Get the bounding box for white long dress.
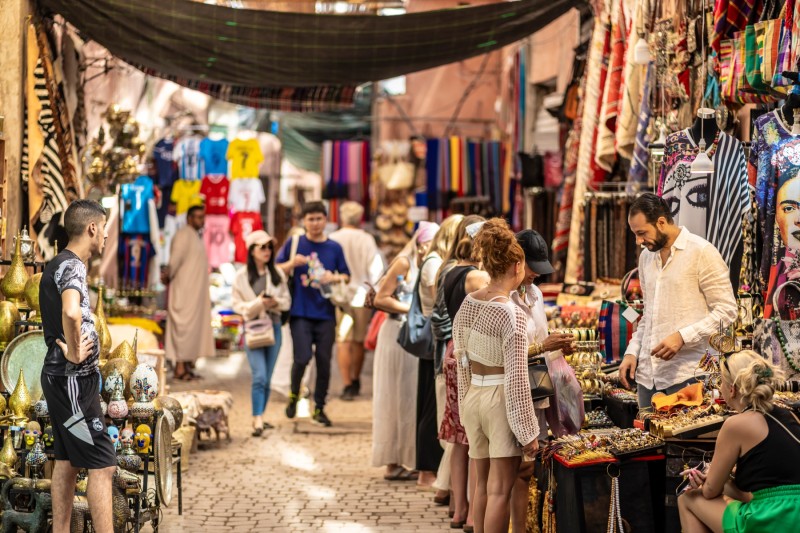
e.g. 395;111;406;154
371;275;419;468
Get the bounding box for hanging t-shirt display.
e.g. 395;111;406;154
658;129;749;267
230;211;264;263
200;175;230;215
175;135;204;181
203;215;232;269
750;110;800;317
121;175;155;234
228;178;265;212
170;179;202;215
152;138;177;187
118;234;155;289
227;138;264;179
200;138;230;176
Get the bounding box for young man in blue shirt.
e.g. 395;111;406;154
277;201;350;426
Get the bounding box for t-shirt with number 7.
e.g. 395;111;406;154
227;138;264;180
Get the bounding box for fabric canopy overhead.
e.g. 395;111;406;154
39;0;578;88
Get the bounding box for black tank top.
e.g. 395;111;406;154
443;265;477;321
734;407;800;492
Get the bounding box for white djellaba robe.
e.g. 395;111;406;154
165;225;215;363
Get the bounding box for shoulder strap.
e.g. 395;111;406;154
765;410;800;446
289;234;300;263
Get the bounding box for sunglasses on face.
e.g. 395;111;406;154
256;243;271;251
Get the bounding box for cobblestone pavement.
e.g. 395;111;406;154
153;351;452;533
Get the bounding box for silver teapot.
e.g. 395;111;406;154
12;227;36;262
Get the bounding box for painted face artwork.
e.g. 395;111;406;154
776;174;800;251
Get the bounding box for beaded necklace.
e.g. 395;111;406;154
774;319;800;374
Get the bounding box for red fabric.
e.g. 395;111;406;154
200;175;230;215
439;340;468;445
230;211;264;263
364;311;386;351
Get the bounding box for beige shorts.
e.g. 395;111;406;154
461;381;522;459
336;306;373;343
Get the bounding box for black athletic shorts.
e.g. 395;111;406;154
41;370;116;469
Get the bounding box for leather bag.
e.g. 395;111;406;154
397;257;435;359
528;356;555;402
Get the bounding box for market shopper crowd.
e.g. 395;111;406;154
232;192;798;533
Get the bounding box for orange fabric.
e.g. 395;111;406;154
651;382;704;411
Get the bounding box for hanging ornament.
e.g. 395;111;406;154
634;34;651;65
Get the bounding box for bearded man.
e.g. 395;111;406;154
619;193;738;408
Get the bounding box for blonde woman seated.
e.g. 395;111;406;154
678;350;800;533
453;219;539;533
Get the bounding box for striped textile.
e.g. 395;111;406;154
598;300;641;364
712;0;762;54
707;133;751;265
40;0;576;87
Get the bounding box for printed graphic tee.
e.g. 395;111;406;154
40;250;100;376
230;212;264;263
170;179;203;215
200;138;230;176
121;175;155;234
204;214;232;268
175;135;203;181
200;175;230;215
152;138;177;187
228;178;265;212
227;138;264;179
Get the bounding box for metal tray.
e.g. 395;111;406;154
154;413;173;507
1;330;47;401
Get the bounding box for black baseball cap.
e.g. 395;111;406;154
516;230;554;275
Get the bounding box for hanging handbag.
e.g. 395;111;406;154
598;268;643;363
364;311;386;351
244;315;276;349
397;257;435;359
771;0;794;88
528;356;555;402
753;281;800;377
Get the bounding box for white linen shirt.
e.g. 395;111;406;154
624;227;737;390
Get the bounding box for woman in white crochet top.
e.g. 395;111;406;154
452;218;539;533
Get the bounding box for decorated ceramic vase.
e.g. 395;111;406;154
100;359;135;401
130;401;154;420
99;396;108;417
107;387;129;420
104;369;124;397
25;439;47;473
117;442;142;472
33;399;48;418
130;364;158;402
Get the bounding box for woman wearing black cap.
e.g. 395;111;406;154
509;230;574;532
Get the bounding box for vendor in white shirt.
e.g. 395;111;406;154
619;194;738;408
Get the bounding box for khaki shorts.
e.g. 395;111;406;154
336;306;373;343
461;382;522;459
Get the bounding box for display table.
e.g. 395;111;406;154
553;454;666;533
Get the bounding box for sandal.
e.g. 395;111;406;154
251;427;263;437
398;469;419;481
383;466;406;481
262;422;275;430
173;371;197;382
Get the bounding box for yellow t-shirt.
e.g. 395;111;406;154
226;138;264;180
170;179;203;214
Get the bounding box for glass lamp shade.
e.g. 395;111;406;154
634;37;651;65
691;140;714;174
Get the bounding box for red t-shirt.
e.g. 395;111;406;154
200;175;230;215
230;211;263;263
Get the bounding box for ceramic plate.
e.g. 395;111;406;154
154;413;173;507
1;330;47;402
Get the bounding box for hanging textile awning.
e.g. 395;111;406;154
39;0;578;88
